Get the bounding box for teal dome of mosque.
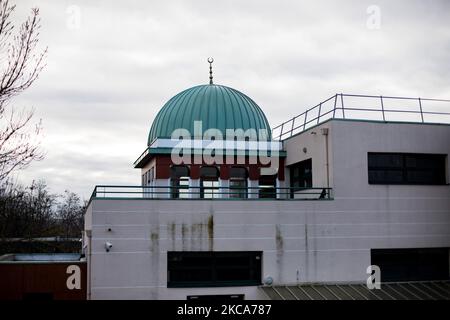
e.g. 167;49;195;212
147;84;272;145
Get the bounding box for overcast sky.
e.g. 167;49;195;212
10;0;450;199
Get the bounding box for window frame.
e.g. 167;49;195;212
368;152;447;185
258;173;277;199
229;167;248;198
167;251;262;288
289;158;313;197
371;247;450;282
200;166;220;198
171;165;190;198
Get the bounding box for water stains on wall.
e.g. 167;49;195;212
169;222;176;251
150;230;159;252
166;214;214;251
207;215;214;251
275;224;284;283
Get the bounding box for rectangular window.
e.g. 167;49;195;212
171;166;189;198
167;251;262;288
229;167;248;198
171;177;190;198
201;180;220;199
368;153;447;185
259;174;277;198
229;179;247;198
149;167;154;183
289;158;312;197
371;248;450;282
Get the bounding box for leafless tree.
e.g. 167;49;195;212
56;191;86;238
0;0;47;182
0;179;86;237
0;180;56;240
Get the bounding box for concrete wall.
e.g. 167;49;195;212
329;120;450;198
284;121;333;189
86;196;450;299
85;120;450;300
284;119;450;198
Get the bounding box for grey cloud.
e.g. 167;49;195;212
9;0;450;198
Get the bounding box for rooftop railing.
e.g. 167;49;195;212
90;185;333;201
272;93;450;141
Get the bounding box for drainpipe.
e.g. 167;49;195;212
86;231;92;300
321;128;330;189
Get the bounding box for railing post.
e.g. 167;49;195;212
303;110;308;130
317;103;322;124
380;95;385;122
332;94;337;118
340;94;345;119
279;123;284;141
290;117;295;137
418;97;424;122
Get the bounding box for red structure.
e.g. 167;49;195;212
0;254;86;300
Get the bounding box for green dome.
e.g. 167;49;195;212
148;84;271;145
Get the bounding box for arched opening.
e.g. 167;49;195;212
229;167;248;198
171;165;190;198
200;166;219;199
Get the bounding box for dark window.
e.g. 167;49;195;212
259;174;277;198
171;166;189;198
229;167;248;198
368;153;447;185
149;167;154;183
143;167;155;187
171;165;189;178
289;159;312;196
230;167;247;178
200;166;219;178
371;248;450;282
167;251;262;287
200;166;220;198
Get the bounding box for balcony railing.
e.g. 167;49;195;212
90;185;333;201
272;93;450;141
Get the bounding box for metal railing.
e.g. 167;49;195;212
272;93;450;141
91;185;333;200
134;148;150;167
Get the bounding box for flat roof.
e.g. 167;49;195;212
0;253;83;263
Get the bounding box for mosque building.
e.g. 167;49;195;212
83;60;450;300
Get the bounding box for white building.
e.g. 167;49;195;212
84;68;450;300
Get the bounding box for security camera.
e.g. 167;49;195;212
105;242;113;252
263;276;273;286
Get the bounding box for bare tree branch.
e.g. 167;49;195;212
0;0;46;183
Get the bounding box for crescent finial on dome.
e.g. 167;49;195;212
207;57;214;84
